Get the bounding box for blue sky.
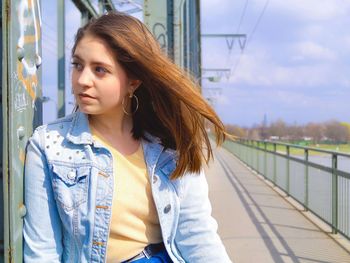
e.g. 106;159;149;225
201;0;350;126
41;0;350;126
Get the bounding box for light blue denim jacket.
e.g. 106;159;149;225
23;111;231;263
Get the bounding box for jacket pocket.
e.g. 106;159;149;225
51;164;90;212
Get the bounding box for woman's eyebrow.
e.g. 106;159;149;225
72;54;113;68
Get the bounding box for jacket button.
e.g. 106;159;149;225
153;176;158;184
67;171;76;180
164;204;171;214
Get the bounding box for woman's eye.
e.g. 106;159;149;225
95;66;107;74
71;62;83;71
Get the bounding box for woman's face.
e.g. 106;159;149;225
71;35;134;116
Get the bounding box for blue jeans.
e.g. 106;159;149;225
123;249;173;263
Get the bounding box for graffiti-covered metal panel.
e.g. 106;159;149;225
2;0;42;262
144;0;201;80
143;0;168;52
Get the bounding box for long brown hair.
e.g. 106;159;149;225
72;11;225;179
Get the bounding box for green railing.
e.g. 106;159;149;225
223;138;350;240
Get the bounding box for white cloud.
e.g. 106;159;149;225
228;50;340;88
293;41;337;61
262;0;350;21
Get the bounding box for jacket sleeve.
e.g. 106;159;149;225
23;128;63;262
174;170;232;262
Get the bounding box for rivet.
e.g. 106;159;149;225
82;156;86;160
53;141;57;144
56;152;60;156
69;156;72;160
164;204;171;214
17;126;25;140
17;46;25;61
46;135;50;139
57;134;60;138
35;54;42;68
46;145;50;149
153;176;158;184
76;151;79;154
19;204;27;218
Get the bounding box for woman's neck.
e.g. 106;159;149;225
88;111;133;138
88;111;140;155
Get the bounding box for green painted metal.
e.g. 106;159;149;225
98;0;115;14
0;1;4;260
332;153;338;234
58;0;65;118
264;142;267;178
223;138;350;240
190;0;201;76
144;0;201;81
173;0;185;67
273;143;277;185
72;0;99;19
304;149;309;210
286;145;290;196
144;0;169;51
2;0;42;262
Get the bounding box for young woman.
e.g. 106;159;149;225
23;11;231;263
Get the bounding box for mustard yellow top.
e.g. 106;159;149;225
91;131;162;262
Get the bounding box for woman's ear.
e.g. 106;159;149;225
129;79;142;93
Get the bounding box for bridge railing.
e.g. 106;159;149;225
223;138;350;240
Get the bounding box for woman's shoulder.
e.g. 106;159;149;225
29;112;78;146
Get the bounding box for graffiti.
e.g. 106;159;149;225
15;0;41;109
14;84;28;112
152;22;167;49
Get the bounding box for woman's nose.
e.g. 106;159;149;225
77;68;93;87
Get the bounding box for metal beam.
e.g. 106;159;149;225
201;34;246;38
58;0;65;117
72;0;99;18
202;68;231;72
100;0;116;12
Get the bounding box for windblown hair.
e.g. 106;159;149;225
72;11;225;179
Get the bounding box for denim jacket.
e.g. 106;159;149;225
23;111;232;263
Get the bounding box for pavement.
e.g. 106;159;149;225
205;146;350;263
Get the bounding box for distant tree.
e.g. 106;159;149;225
304;123;323;143
324;120;348;143
340;122;350;142
225;124;246;138
248;129;261;140
268;119;287;138
289;123;304;141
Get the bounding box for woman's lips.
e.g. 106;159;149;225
78;93;97;102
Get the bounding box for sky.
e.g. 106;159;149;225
201;0;350;126
41;0;350;127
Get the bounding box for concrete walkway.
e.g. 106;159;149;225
206;146;350;263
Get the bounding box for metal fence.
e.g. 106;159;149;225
223;139;350;240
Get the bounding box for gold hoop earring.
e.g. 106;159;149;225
122;93;139;116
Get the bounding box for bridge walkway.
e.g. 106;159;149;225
206;146;350;263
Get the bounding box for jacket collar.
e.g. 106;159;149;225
66;111;167;170
66;111;93;145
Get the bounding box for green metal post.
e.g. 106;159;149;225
286;145;290;196
264;142;267;178
58;0;65;117
257;141;259;172
273;143;277;185
304;149;309;211
332;153;338;234
3;1;42;261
